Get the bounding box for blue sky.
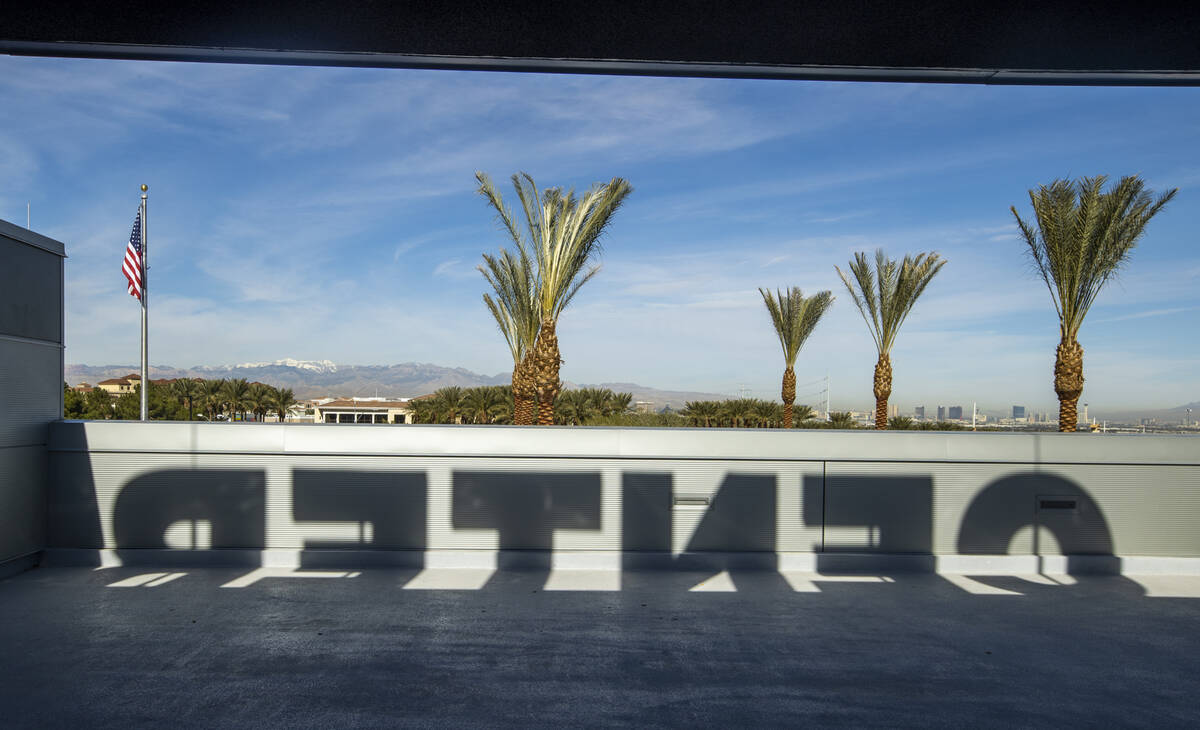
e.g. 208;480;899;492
2;56;1197;412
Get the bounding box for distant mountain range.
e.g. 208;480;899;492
65;360;1195;418
65;359;731;409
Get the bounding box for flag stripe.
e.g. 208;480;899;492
122;209;143;301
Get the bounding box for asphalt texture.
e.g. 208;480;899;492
2;566;1199;728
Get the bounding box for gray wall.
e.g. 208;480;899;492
0;220;65;569
46;421;1200;568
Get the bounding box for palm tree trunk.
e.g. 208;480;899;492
1055;337;1084;432
873;354;892;430
781;367;796;428
532;319;562;426
511;360;536;425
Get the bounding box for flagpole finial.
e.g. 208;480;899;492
140;184;148;193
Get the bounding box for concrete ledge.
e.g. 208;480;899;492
41;549;1200;576
0;551;41;581
48;419;1200;465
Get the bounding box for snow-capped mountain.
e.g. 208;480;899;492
233;358;338;373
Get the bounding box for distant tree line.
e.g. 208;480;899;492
410;386;633;425
64;378;298;422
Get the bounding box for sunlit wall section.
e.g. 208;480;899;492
0;220;65;575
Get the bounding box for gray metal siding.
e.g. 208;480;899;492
0;338;61;447
1052;465;1200;557
0;223;65;565
0;241;61;343
45;422;1199;560
0;446;46;560
47;449;823;552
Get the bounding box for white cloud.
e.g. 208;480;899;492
1095;306;1197;323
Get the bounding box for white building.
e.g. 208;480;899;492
312;398;415;424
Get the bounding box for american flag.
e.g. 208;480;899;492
122;209;143;300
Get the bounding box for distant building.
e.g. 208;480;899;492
889;403;899;418
1012;405;1026;420
936;405;945;421
71;382;95;394
313;398;415;424
914;406;925;419
96;374;141;396
948;405;963;420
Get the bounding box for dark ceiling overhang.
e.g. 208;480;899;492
5;2;1200;85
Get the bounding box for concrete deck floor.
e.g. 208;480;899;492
2;565;1200;728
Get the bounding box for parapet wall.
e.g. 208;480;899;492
45;421;1200;571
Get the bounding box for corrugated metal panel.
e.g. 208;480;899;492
0;228;63;564
1050;465;1200;557
826;462;1200;557
0;446;46;560
0;338;61;447
0;234;61;342
49;450;823;552
46;451;104;549
44;422;1200;559
825;462;1046;555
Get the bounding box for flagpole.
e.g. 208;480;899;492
140;185;149;421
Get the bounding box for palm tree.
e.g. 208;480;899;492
837;249;946;430
888;416;914;430
476;171;633;425
827;411;857;429
221;378;251;421
460;386;506;424
200;378;225;421
580;388;608;418
424;387;465;424
792;404;816;426
607;391;633;415
697;400;721;427
409;396;440;424
1011;175;1176;432
721;398;757;428
759;287;834;428
271;387;298;423
485;385;514;424
246;383;273;422
554;389;593;426
479;246;540;425
170;378;201;421
749;400;780;428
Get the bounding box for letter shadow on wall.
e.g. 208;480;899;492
805;474;934;573
452;471;601;589
622;472;791;592
292;469;426;572
112;469;265;564
46;429;103;564
957;472;1129;587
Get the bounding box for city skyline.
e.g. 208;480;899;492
3;57;1198;409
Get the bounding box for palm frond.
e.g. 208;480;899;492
838;248;945;356
759;287;835;366
1011;175;1176;341
478;243;539;365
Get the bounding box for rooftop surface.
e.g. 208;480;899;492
2;566;1199;728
